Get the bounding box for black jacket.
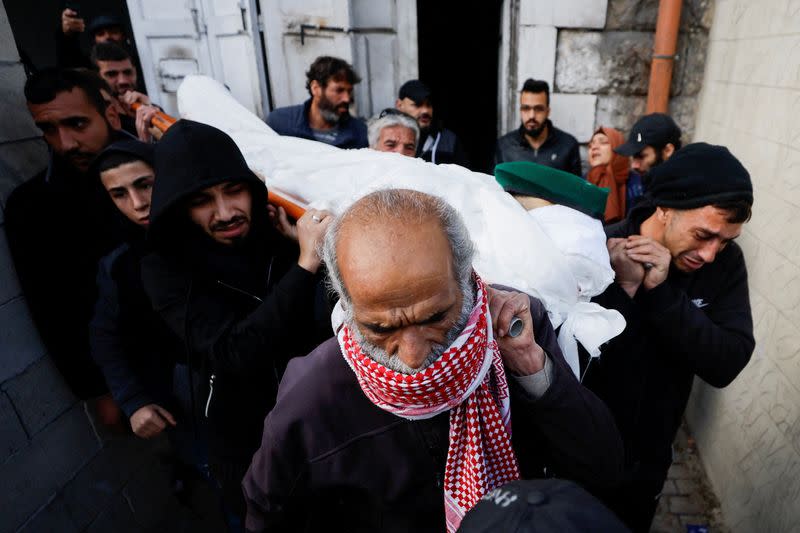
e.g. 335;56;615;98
243;294;623;533
417;125;469;167
90;234;183;419
5;149;123;398
584;205;755;480
494;121;582;176
141;121;331;463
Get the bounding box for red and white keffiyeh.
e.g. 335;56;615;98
338;274;520;532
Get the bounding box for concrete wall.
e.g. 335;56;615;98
500;0;713;152
0;3;221;531
685;1;800;531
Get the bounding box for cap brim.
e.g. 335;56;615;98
614;140;645;157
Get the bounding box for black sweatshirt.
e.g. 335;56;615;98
584;207;755;478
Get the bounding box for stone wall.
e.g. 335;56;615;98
500;0;713;151
684;1;800;531
0;3;221;531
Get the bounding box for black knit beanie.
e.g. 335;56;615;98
645;142;753;209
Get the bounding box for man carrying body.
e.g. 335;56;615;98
395;79;469;166
614;113;682;209
584;143;755;531
243;189;623;532
90;42;160;142
5;68;126;409
367;108;419;157
141;120;333;521
266;56;367;149
495;79;581;176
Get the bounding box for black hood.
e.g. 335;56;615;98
148;119;267;252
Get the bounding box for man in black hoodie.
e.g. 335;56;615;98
583;143;755;532
141;120;333;520
90;139;183;438
5;68;127;412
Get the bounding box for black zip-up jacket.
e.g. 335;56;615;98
141;121;331;464
91;238;182;419
584;206;755;479
417;124;469;167
494;120;582;176
243;293;624;532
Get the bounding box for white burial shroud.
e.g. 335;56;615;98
177;75;625;378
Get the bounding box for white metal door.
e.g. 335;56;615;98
126;0;266;117
258;0;417;118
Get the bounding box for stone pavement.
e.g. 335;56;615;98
650;421;730;533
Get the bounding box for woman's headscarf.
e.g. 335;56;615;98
587;126;629;223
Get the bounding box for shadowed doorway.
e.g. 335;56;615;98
416;0;503;173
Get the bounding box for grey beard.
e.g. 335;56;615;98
319;108;342;125
349;279;477;375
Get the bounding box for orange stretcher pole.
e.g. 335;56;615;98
130;102;178;132
134;104;308;219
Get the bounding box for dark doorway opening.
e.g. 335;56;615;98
417;0;503;173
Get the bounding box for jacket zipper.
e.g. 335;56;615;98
215;279;263;302
205;373;216;418
205;278;270;417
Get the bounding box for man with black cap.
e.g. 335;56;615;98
395;79;469;167
141;120;334;520
458;479;629;532
267;56;367;148
57;7;131;69
583;143;755;531
614;113;682;209
495;79;581;176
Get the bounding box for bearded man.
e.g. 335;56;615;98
266;56;368;149
243;189;623;533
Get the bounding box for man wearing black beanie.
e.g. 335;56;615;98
582;143;755;532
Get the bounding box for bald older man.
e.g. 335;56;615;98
243;190;623;533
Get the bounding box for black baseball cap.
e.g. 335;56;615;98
615;113;682;156
88;14;125;37
457;479;630;533
398;79;432;105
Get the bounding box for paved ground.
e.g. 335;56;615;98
650;422;730;533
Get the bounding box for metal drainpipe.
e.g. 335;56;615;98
646;0;684;113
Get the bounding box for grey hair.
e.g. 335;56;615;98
321;189;476;309
367;112;420;149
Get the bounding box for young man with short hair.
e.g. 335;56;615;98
266;56;368;148
495;79;581;176
90;140;182;439
5;68;126;408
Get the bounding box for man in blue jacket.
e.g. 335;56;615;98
266;56;367;149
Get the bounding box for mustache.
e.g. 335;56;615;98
211;215;247;232
418;113;432;121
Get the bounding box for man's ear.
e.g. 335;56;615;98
395;98;403;110
310;80;322;98
656;206;671;224
662;143;676;160
104;102;121;131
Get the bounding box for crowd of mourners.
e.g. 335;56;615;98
4;9;756;533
